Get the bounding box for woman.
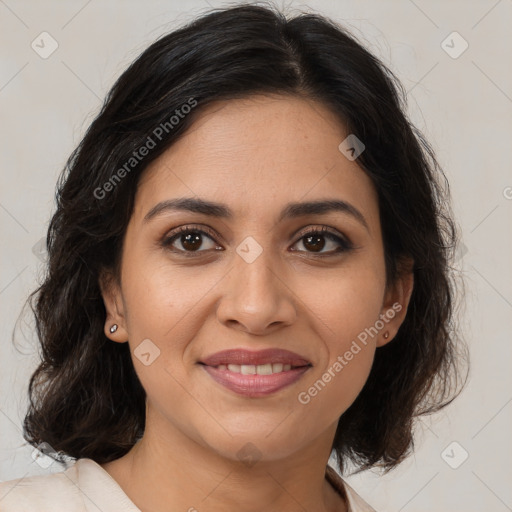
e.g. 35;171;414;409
0;3;466;511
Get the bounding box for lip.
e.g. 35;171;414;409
200;348;311;367
201;365;311;398
199;348;312;398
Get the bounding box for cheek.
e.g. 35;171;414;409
120;253;225;395
296;288;380;423
295;347;374;433
297;259;385;348
293;266;383;413
121;253;212;340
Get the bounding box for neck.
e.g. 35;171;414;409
101;407;347;512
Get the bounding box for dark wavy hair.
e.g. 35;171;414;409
21;2;468;474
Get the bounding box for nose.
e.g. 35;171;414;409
215;247;297;336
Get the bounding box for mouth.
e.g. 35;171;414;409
198;348;312;397
201;362;308;374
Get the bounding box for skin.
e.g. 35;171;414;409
99;94;414;512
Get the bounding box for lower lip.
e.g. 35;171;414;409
201;365;310;397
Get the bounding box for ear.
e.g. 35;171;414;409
377;256;414;348
98;268;128;343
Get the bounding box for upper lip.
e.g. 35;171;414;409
200;349;312;367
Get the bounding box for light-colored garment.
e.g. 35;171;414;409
0;458;376;511
326;465;376;512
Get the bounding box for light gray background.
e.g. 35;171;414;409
1;1;511;511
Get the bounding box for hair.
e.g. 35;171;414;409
22;2;468;474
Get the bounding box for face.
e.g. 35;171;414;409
101;94;413;463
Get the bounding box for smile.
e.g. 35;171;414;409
199;348;312;397
213;363;295;374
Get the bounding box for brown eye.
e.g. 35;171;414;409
176;232;204;251
302;233;327;252
162;226;221;254
291;227;353;255
161;225;353;257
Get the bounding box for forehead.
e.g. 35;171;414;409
134;94;379;232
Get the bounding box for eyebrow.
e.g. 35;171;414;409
143;197;369;231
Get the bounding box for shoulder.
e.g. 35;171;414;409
0;461;82;511
0;458;140;512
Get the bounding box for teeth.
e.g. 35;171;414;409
241;365;256;375
217;363;296;374
256;363;272;375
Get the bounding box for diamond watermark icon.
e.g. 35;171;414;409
31;31;59;59
441;32;468;59
134;338;161;366
236;236;263;264
441;441;469;469
31;442;57;469
32;237;48;263
338;134;365;161
237;442;262;468
454;242;468;263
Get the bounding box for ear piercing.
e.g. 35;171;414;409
383;331;389;339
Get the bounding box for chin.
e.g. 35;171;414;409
198;429;311;465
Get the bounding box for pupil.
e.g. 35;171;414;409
182;233;202;251
304;235;325;252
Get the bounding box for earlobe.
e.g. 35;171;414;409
377;259;414;347
98;269;129;343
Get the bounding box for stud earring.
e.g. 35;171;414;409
383;331;389;339
109;324;118;334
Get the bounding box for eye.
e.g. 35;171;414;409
161;224;354;257
161;225;221;255
290;226;354;256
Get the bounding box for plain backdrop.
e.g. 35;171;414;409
1;1;511;511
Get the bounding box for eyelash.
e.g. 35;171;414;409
161;224;354;258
